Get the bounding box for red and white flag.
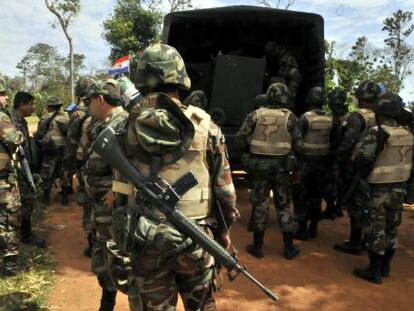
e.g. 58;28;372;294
108;55;129;75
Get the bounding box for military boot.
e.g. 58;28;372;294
283;232;300;260
99;289;117;311
354;252;383;284
42;189;50;205
20;217;47;248
246;231;264;259
61;187;69;206
334;227;362;255
381;249;396;277
308;219;319;239
0;256;23;278
294;221;308;241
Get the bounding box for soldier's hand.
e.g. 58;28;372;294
102;191;115;212
218;232;232;250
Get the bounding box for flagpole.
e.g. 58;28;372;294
128;53;131;79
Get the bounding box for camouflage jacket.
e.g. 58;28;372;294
334;111;369;169
85;106;128;199
11;110;31;162
236;107;304;164
63;109;89;170
352;119;409;191
0;108;24;174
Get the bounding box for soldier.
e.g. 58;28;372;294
321;87;349;220
294;87;332;240
83;79;128;311
352;93;413;284
333;80;380;255
12;92;46;248
236;82;303;260
66;76;97;257
0;79;24;277
183;90;208;111
121;43;239;311
34;98;70;206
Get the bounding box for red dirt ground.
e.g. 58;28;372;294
46;182;414;311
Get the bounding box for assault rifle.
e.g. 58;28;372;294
18;146;36;192
91;126;279;302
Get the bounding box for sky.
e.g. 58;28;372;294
1;0;414;100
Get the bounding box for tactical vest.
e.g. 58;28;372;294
44;112;68;147
132;104;212;220
367;125;414;184
303;111;333;156
76;116;93;162
249;108;292;156
353;108;377;152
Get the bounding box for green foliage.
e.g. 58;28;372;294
102;0;163;69
16;43;85;109
48;0;81;29
382;10;414;92
167;0;194;12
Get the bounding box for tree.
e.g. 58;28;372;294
167;0;193;12
382;10;414;92
45;0;80;104
103;0;162;74
255;0;296;9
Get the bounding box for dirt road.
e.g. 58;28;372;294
46;182;414;311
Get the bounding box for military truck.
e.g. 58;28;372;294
163;5;325;164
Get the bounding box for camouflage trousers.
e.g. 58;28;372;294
76;170;93;233
17;173;35;219
0;174;21;259
91;201;116;291
343;176;370;229
40;149;70;192
128;224;216;311
248;172;294;233
293;159;328;221
362;185;405;255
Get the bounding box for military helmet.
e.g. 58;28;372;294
375;93;403;118
135;43;191;91
183;90;208;110
75;76;97;98
47;97;63;107
328;87;348;107
265;82;289;106
355;80;380;101
133;93;195;167
0;77;6;93
86;79;121;104
305;87;326;106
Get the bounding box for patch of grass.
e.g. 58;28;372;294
0;202;55;311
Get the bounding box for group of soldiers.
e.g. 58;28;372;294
1;42;413;311
238;79;414;287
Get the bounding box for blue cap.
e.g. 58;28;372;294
64;103;79;112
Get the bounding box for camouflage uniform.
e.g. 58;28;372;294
293;87;332;240
352;93;413;284
0;80;24;276
333;80;380;255
84;79;129;310
122;44;238;311
35;99;70;204
236;82;303;260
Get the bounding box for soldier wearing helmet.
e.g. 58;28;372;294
321;87;350;220
352;93;413;284
293;87;333;241
0;78;25;277
333;80;380;255
80;78;129;311
119;43;238;310
236;82;303;260
34;97;70;206
63;76;98;258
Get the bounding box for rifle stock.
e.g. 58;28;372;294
18;146;36;192
91;126;279;302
